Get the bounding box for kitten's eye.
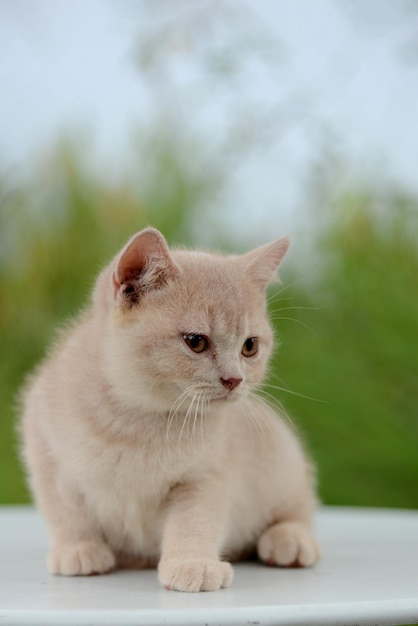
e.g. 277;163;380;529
183;334;209;354
242;337;258;357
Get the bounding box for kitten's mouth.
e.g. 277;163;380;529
187;385;245;405
211;391;242;403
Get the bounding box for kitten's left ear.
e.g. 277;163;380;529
112;228;179;305
244;236;290;290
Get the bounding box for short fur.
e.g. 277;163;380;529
19;227;319;592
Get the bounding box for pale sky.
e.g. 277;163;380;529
1;0;417;240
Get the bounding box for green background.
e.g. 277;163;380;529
1;147;417;509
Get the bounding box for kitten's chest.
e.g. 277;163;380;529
82;445;170;556
86;440;181;500
77;413;222;556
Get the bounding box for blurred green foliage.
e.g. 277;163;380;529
269;192;418;508
0;142;218;503
1;148;417;508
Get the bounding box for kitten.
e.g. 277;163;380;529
20;227;319;592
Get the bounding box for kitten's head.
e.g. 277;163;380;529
96;228;289;414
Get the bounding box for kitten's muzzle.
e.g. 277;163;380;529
220;377;242;392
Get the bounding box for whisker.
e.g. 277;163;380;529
166;386;193;444
269;315;317;335
254;388;296;430
268;272;317;301
267;293;293;305
247;395;277;441
177;391;197;454
241;398;264;444
200;394;208;443
272;305;323;312
261;382;329;404
191;390;202;446
255;387;287;414
188;392;200;446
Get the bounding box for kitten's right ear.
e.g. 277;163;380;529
244;236;290;290
112;228;178;306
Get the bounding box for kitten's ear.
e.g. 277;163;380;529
244;236;290;290
112;228;178;306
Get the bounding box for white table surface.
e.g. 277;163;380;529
0;506;417;626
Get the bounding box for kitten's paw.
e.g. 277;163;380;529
47;541;116;576
158;557;234;592
257;521;320;568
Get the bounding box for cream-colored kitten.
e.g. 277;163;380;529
20;227;319;592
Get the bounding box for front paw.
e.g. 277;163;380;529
257;521;320;568
158;557;234;592
47;541;116;576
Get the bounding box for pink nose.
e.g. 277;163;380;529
220;377;242;391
